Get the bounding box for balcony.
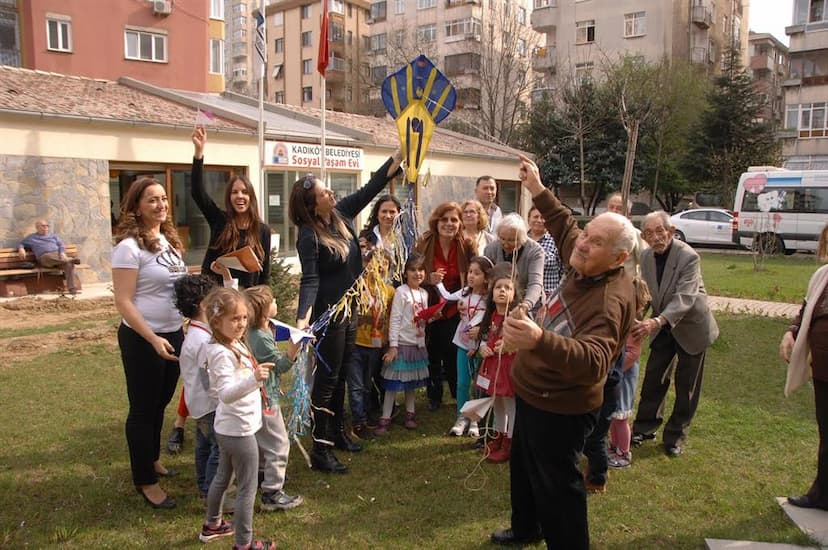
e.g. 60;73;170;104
692;5;712;29
326;56;347;81
750;54;773;72
691;47;710;65
446;0;479;6
532;46;555;73
0;48;20;67
530;0;557;34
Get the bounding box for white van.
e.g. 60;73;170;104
733;168;828;254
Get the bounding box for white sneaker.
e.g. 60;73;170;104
467;420;479;438
449;416;469;436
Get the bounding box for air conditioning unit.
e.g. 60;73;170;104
153;0;172;15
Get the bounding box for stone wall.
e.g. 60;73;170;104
0;155;112;284
416;174;477;227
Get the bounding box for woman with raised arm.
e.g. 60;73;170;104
289;152;402;473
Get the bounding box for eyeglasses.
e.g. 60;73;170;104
303;173;315;189
642;226;668;240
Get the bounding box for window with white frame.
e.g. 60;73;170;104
273;64;283;78
417;0;436;10
273;12;284;25
331;0;345;14
233;2;246;15
233;28;247;40
534;0;550;7
624;12;646;38
445;17;481;38
210;0;224;20
46;18;71;52
275;38;284;53
417;24;436;42
575;20;595;44
789;103;828;138
209;39;223;73
786;104;799;130
301;5;311;18
518;6;526;25
517;38;526;56
394;29;405;46
369;33;386;52
396;0;405;14
302;31;312;47
303;58;312;74
125;29;167;62
275;91;285;103
303;86;313;102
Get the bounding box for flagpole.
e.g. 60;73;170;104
257;0;266;208
319;0;327;184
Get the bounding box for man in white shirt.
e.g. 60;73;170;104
475;176;502;233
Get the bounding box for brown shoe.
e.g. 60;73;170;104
585;479;607;494
352;423;374;440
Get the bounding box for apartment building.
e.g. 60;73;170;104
530;0;749;84
225;0;256;95
748;31;787;126
0;0;225;93
264;0;370;111
782;0;828;169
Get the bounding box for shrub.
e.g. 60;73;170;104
268;252;299;323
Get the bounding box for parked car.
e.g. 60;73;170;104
669;208;737;247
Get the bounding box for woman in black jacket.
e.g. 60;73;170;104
289;152;402;473
191;126;271;288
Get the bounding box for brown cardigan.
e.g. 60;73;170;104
511;189;636;415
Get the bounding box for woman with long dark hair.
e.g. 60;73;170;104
360;194;402;250
191;126;271;288
289;153;402;473
112;177;188;509
415;202;474;411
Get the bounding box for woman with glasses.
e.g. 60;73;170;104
460;199;495;256
415;202;475;411
112;177;188;509
191;126;271;289
288;152;402;473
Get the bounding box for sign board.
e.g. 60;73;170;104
265;141;364;170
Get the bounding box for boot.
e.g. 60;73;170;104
487;436;511;463
310;442;348;474
484;432;502;455
333;417;363;453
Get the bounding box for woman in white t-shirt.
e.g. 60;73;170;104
112;177;188;510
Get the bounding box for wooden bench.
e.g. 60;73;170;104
0;246;90;297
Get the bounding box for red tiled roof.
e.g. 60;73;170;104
281;104;525;160
0;66;251;132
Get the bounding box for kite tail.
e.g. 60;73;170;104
285;342;313;440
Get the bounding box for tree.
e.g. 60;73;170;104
685;46;781;205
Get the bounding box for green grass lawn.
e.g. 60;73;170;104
700;252;818;303
0;315;822;548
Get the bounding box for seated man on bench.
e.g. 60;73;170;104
18;219;81;294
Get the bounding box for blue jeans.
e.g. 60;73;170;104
347;345;383;425
195;412;220;497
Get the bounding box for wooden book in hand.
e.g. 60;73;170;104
217;246;262;273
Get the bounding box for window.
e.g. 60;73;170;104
811;0;825;22
301;5;311;18
303;58;312;74
741;186;828;214
125;29;167;62
417;24;436;42
575;20;595;44
517;6;526;25
517;38;526;57
417;0;436;9
210;0;224;19
575;61;593;81
275;38;284;53
233;3;246;15
394;29;405;46
332;0;345;14
369;33;386;52
232;28;247;40
793;102;828;138
786;104;799;129
301;31;312;47
303;86;313;102
371;65;387;84
273;12;284;25
273;64;283;78
444;52;481;75
503;0;509;16
331;22;344;42
624;12;646;38
209;39;223;73
396;0;405;14
275;91;285;103
457;87;481;108
46;18;71;52
347;30;353;45
348;3;353;16
534;0;550;6
371;1;387;20
445;17;481;38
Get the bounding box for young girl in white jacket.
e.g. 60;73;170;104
199;287;275;550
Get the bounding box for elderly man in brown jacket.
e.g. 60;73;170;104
490;156;637;550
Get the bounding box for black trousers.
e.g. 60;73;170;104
510;396;598;550
583;354;622;484
311;313;356;444
632;329;706;447
425;316;459;404
118;323;183;486
808;379;828;506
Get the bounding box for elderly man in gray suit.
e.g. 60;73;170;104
631;211;719;457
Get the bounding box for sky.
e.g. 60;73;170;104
749;0;794;45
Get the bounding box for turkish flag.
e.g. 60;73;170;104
317;0;330;76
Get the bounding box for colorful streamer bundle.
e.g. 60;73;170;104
284;341;313;440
